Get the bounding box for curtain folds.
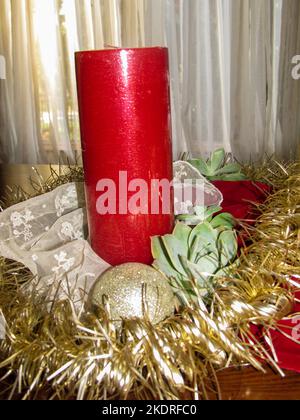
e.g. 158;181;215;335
0;0;299;164
160;0;300;160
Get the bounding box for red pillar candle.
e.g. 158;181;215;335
75;48;174;266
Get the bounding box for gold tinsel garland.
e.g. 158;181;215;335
0;161;299;400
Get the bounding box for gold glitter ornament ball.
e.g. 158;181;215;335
90;263;175;324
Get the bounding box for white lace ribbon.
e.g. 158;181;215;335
0;183;110;309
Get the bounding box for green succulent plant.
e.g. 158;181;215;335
151;212;238;304
176;205;232;226
188;148;247;181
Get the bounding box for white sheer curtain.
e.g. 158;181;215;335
0;0;299;164
145;0;300;161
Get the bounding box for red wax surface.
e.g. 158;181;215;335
75;48;174;265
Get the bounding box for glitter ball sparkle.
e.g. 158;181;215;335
90;263;175;324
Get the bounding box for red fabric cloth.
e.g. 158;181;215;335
215;181;300;374
269;287;300;373
213;180;271;221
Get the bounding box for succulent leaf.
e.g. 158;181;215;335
188;158;209;176
151;237;180;278
208;173;247;181
173;223;192;247
187;149;247;181
190;232;219;263
153;259;180;280
151;213;238;304
221;173;247;181
210;213;235;229
161;235;188;276
218;230;238;266
187;256;219;282
176;214;204;225
203;205;223;221
209;149;226;173
188;221;217;249
215;163;243;175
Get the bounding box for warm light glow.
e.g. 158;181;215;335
0;55;5;79
31;0;80;148
32;0;60;87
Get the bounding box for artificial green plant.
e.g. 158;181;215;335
187;148;247;181
152;209;238;304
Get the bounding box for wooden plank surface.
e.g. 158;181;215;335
210;367;300;400
0;367;299;400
